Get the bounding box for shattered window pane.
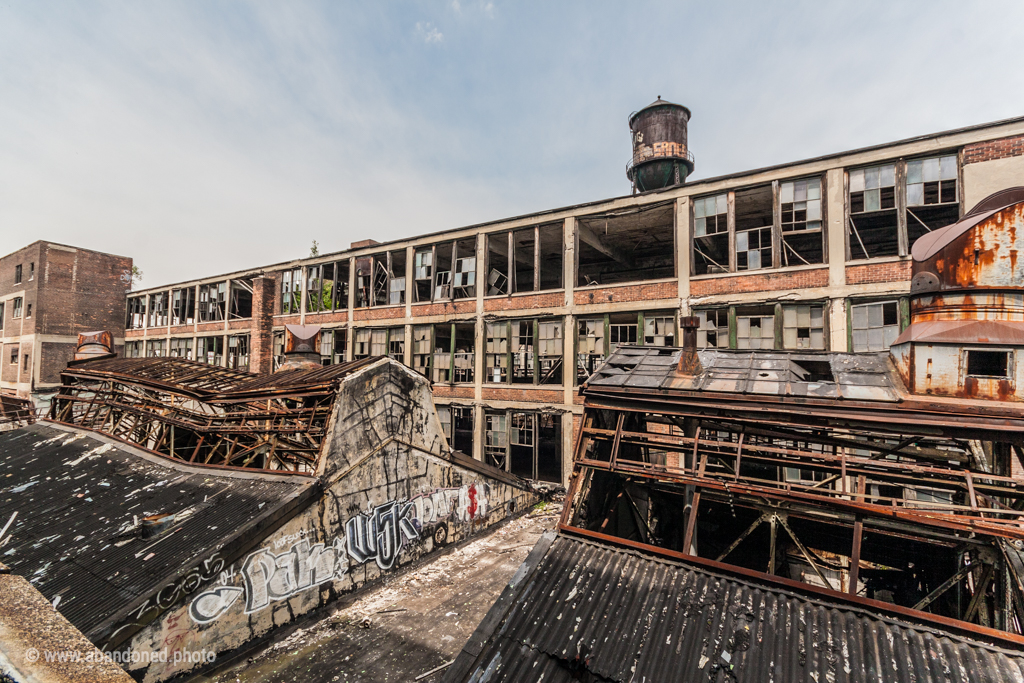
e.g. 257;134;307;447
388;327;405;361
126;297;146;329
412;325;431;377
354;329;371;359
736;314;775;350
227;334;249;371
538;319;563;384
693;193;729;275
697;309;728;349
148;293;168;327
485;322;509;383
737;226;771;271
370;329;387;357
511;320;535;384
485;411;508;470
851;300;900;352
780;178;822;232
907;155;958;207
169;337;193;360
782;304;825;350
644;316;675;346
145;339;166;357
850;164;896;214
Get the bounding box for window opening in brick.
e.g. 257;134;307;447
735;185;773;271
306;264;333;313
25;303;31;319
169;338;193;360
126;297;145;328
577;318;606;383
577;203;675;286
9;345;17;365
432;324;452;383
966;350;1010;378
14;265;21;284
145;339;166;357
780;178;823;265
906;155;959;246
412;325;431;377
198;283;227;322
608;313;638;353
696;309;728;349
736;306;775;350
453;239;476;299
782;304;825;350
644;316;675;346
0;302;6;330
693;194;728;275
171;288;195;325
511;319;535;384
538;320;563;384
388;327;405;361
229;279;253;319
281;268;302;314
485;321;509;383
849;163;899;259
414;249;433;302
353;328;371;360
196;336;224;366
484;412;508;470
513;229;535;293
22;353;29;372
227;333;248;370
538;223;564;290
486;233;509;295
389;250;407;305
851;301;899;352
434;243;453;301
272;331;284;370
28;263;33;280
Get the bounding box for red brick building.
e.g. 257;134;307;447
0;241;132;406
123;116;1024;486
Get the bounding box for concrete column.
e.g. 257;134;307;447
563;217;576;408
249;276;276;375
676;196;691;316
826;168;847;288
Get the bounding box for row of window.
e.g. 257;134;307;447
2;343;30;372
126;281;253;329
124;334;249;370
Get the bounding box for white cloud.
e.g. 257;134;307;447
416;21;443;44
450;0;461;13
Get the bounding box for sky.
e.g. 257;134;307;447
1;1;1023;288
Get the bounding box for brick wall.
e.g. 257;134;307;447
125;329;145;339
845;260;912;285
352;306;406;321
431;385;474;399
411;300;476;317
484;291;563;312
195;322;224;334
574;281;678;306
40;342;76;384
964;135;1024;165
1;343;19;383
249;276;275;375
170;325;191;335
305;310;348;325
37;245;131;338
691;267;828;297
481;387;563;404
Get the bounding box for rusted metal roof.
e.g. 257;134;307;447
445;532;1024;683
893;319;1024;346
0;423;314;642
911;187;1024;262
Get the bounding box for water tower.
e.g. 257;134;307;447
626;97;694;193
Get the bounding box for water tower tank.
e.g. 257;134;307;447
626;97;694;193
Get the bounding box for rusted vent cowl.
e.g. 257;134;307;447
75;330;115;361
277;324;322;372
141;513;176;539
678;316;702;375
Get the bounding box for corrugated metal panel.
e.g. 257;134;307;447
893;320;1024;346
454;534;1024;683
0;423;311;638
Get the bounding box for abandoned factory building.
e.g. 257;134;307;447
120;110;1024;488
0;329;537;682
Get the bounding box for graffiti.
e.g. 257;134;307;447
188;483;490;624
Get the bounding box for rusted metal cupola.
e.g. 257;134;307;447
626;97;695;193
891;187;1024;400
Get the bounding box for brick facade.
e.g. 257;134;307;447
431;385;475;399
574;280;678;306
964;135;1024;165
248;276;275;375
691;267;828;297
484;291;564;312
411;300;476;317
845;260;912;285
481;387;564;404
352;305;406;321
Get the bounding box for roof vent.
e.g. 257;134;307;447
276;325;322;373
74;330;115;361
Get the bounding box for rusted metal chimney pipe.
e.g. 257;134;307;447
678;316;701;375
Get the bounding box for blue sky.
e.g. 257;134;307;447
1;1;1023;287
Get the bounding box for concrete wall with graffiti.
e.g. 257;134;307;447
124;360;538;682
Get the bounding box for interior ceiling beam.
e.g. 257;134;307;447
486;236;533;267
577;223;634;267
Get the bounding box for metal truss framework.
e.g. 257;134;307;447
564;391;1024;641
48;356;376;473
0;394;35;431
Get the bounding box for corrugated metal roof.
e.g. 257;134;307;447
0;423;313;640
893;319;1024;346
447;533;1024;683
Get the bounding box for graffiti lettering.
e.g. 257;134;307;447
345;501;418;570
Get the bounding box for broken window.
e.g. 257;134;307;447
511;320;534;384
644;316;675;346
780;178;824;265
369;328;387;357
851;300;899;352
307;261;351;311
434;244;453;301
693;194;729;275
782;304;825;350
430;323;475;383
609;313;638;352
353;328;371;360
452;239;476;299
486;224;563;296
14;264;21;284
124;341;143;358
228;334;249;371
389;250;407;304
198;283;226;322
169;337;193;360
485;321;509;383
145;339;166;357
849;163;899;259
228;280;252;319
486;233;510;295
432;325;452;383
388;327;405;361
413;249;433;302
322;328;348;364
126;297;145;329
171;288;195;325
486;410;562;482
578;203;675;286
484;412;508;470
0;302;5;330
446;406;475;456
356;252;404;307
696;309;729;349
196;336;224;366
353;256;374;308
736;307;775;350
577;318;606;383
280;268;302;314
735;185;773;271
538;223;564;290
148;293;168;327
538;320;563;384
272;331;284;370
412;325;431;377
966;349;1011;378
512;229;535;293
906;155;959;246
8;345;17;365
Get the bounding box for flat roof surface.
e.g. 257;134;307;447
0;423;313;640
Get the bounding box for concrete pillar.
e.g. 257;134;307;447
826;167;848;352
676;196;691;316
249;276;276;375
